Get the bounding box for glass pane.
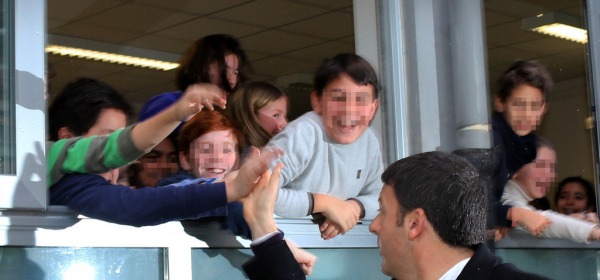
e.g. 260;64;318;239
485;0;593;209
0;247;165;280
191;248;386;280
496;248;597;279
0;0;14;175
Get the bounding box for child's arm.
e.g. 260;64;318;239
49;147;282;227
532;210;598;243
313;194;362;239
47;83;226;186
508;207;551;236
131;83;226;153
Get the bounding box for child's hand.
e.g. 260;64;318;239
570;212;600;223
319;197;361;236
226;146;283;202
494;227;509;241
319;219;341;240
175;83;227;121
510;207;551;237
285;239;317;275
589;226;600;241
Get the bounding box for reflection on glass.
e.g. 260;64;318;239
0;0;15;175
0;247;165;280
485;0;592;208
191;248;387;280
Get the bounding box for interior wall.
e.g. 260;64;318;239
538;76;594;204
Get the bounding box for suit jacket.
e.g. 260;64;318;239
242;234;305;280
457;244;550;280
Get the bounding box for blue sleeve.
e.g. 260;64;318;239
223;202;252;240
50;173;228;227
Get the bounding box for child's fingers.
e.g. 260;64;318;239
319;222;328;232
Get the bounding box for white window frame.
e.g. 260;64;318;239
0;0;47;209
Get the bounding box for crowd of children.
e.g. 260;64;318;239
46;32;600;278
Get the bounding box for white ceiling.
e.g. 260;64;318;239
47;0;586;108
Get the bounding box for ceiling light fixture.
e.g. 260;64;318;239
522;12;588;44
45;45;179;71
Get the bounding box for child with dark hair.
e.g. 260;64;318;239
139;34;248;135
492;60;554;237
48;77;134;141
176;34;248;94
47;77;225;186
47;77;284;227
556;176;598;223
268;53;384;240
501;139;600;243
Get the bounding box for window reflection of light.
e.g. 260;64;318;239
63;262;96;280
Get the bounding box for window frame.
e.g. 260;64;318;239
0;0;47;209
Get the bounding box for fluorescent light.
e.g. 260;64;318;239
522;12;588;44
45;45;179;71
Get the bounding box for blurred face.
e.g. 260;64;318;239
83;108;127;184
137;139;178;187
257;97;288;137
180;130;238;179
514;146;556;199
312;74;378;144
84;108;127;137
369;185;410;278
495;84;546;136
557;182;591;214
208;53;240;91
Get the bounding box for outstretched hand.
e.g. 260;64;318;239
511;207;552;237
176;83;227;121
243;163;318;276
227;146;283;202
243;163;283;239
286;239;317;275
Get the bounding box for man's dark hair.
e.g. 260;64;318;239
313;53;379;99
48;77;133;141
381;151;486;247
175;34;248;93
497;60;553;102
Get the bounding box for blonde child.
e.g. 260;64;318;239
228;81;288;149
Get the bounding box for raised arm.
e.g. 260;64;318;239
131;83;226;153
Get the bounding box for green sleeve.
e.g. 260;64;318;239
46;125;145;187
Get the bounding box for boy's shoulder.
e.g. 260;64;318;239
276;111;324;137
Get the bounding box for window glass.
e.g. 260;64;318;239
485;0;593;209
0;247;165;279
191;248;386;280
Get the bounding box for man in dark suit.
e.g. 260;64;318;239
242;152;549;280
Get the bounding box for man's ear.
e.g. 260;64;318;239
494;96;506;112
57;127;75;140
310;91;322;114
406;208;426;240
179;152;191;171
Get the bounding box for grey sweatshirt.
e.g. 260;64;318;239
269;111;384;219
